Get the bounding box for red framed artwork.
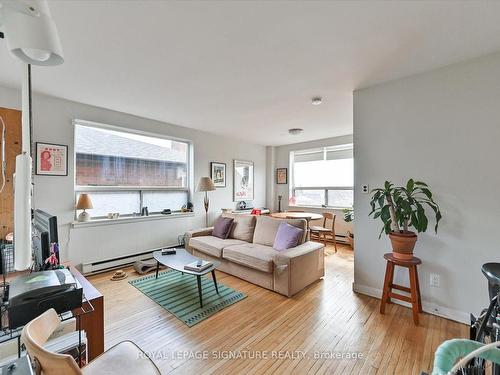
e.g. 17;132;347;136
35;142;68;176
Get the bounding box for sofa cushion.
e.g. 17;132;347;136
273;222;304;251
189;236;246;258
223;243;278;273
253;216;307;247
213;216;234;239
222;213;256;242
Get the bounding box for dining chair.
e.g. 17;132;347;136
21;308;161;375
310;212;337;252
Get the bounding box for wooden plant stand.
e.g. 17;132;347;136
380;253;422;325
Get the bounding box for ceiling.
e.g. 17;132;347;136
1;1;500;146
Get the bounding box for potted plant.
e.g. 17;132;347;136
343;208;354;249
369;179;442;260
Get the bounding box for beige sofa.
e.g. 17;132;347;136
185;214;325;297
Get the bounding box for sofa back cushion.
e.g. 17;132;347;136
221;213;256;242
253;215;307;247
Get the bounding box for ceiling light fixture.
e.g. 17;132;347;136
0;0;64;65
288;128;304;135
312;97;323;105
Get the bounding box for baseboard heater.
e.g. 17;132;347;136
335;233;349;244
311;233;350;244
81;246;176;275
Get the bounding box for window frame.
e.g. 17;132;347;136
73;119;193;220
289;144;354;209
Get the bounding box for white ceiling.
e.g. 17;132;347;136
2;1;500;146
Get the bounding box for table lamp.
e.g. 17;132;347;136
76;194;93;222
196;177;216;227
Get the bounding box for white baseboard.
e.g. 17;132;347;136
352;283;470;325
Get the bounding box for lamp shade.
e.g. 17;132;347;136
76;193;93;210
1;0;64;66
196;177;216;192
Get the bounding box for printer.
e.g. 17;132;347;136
7;269;83;329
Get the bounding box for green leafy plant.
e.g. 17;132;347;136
369;179;442;238
343;208;354;223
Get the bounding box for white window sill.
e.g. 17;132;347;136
290;205;351;211
71;212;195;228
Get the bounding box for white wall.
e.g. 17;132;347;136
353;51;500;323
0;86;266;267
267;135;354;236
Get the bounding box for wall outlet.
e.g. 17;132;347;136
430;273;440;288
362;184;370;194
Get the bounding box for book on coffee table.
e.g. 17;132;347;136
184;260;213;272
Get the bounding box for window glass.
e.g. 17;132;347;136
142;191;188;213
293;159;353;188
74;122;191;219
293;190;325;206
77;192;140;217
75;125;188;187
327;190;354;208
290;144;353;208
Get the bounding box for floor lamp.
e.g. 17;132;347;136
196;177;216;227
0;0;64;270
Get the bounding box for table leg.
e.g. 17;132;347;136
415;266;423;312
380;261;393;314
212;270;219;294
155;261;160;279
197;275;203;308
409;265;420;325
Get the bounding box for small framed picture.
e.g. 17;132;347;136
35;142;68;176
276;168;287;184
211;162;226;188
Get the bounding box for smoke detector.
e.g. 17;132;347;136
312;97;323;105
288;128;304;135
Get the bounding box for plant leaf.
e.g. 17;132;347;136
407;179;414;192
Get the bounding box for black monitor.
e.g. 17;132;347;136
32;209;59;271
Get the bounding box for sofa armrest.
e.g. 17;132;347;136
273;241;325;297
184;227;214;253
278;241;325;259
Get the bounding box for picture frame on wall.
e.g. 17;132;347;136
233;160;254;201
276;168;287;184
35;142;68;176
210;162;226;187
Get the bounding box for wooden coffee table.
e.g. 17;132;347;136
153;248;220;308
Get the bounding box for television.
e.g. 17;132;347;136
32;209;59;271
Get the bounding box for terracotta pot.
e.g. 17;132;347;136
388;231;417;260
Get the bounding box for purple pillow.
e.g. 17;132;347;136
213;217;234;239
273;222;304;251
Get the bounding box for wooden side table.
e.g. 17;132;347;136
380;253;423;324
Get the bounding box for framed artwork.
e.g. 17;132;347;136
276;168;287;184
233;160;254;201
35;142;68;176
210;162;226;187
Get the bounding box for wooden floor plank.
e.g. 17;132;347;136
88;244;467;374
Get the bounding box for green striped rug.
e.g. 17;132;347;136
129;270;246;327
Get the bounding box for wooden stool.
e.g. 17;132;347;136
380;253;423;324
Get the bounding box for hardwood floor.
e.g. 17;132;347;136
88;244;467;374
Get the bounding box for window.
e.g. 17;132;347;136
289;144;353;208
74;121;191;219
